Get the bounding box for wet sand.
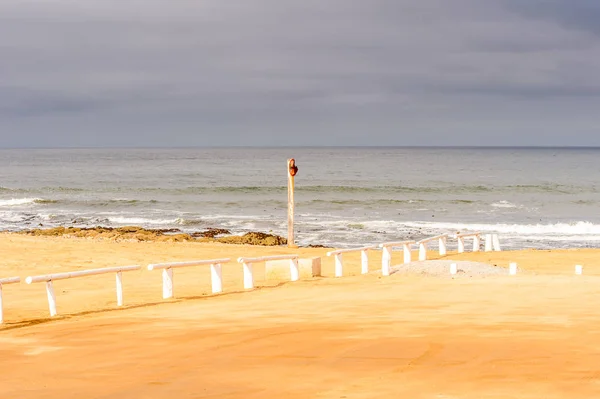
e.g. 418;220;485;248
2;234;600;398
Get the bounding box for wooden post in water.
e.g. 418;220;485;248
287;158;298;248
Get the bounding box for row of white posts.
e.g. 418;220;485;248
147;254;300;299
1;255;302;320
237;255;299;290
326;247;586;279
378;235;449;276
326;246;376;277
0;233;500;321
329;233;502;277
327;234;452;277
0;249;590;323
148;259;230;299
456;232;501;253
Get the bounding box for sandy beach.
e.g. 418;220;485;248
2;234;600;398
4;0;600;396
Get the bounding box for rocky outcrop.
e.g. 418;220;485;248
18;226;287;246
190;228;231;238
201;232;287;246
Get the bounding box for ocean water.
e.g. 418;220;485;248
1;147;599;249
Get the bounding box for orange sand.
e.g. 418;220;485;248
2;234;600;398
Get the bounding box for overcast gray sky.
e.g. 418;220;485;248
1;0;599;147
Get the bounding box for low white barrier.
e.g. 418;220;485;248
484;234;502;252
237;255;299;289
450;263;458;275
457;232;500;252
456;232;481;253
148;258;231;299
0;276;21;324
379;241;415;276
327;246;377;277
492;234;501;251
509;262;518;275
417;234;448;261
25;265;140;317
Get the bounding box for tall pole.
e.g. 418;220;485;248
287;158;298;248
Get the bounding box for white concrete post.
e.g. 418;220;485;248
361;249;369;274
450;263;458;275
290;258;300;281
162;268;174;299
382;246;392;276
492;234;501;251
381;247;391;270
457;237;465;253
211;263;223;293
419;243;427;261
0;285;4;323
509;262;517;275
243;262;254;289
473;235;481;252
439;236;447;256
46;281;57;317
115;271;123;306
334;253;343;277
575;265;583;275
485;234;493;252
403;243;412;263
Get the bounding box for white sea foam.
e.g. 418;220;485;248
401;220;600;236
108;216;175;225
518;235;600;242
38;213;58;221
174;218;204;226
200;214;273;221
294;218;600;249
0;211;26;222
491;200;520;209
308;219;396;230
0;198;42;207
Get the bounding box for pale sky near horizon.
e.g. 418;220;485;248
1;0;600;148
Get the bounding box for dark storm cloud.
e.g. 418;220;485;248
0;85;114;117
0;0;599;147
505;0;600;36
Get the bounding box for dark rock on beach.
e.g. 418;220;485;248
18;226;287;246
200;231;287;246
19;226;188;242
191;228;231;238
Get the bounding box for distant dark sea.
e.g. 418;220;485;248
1;147;600;249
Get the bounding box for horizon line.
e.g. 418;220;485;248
2;145;600;150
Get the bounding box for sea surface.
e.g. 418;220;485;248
1;147;599;249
